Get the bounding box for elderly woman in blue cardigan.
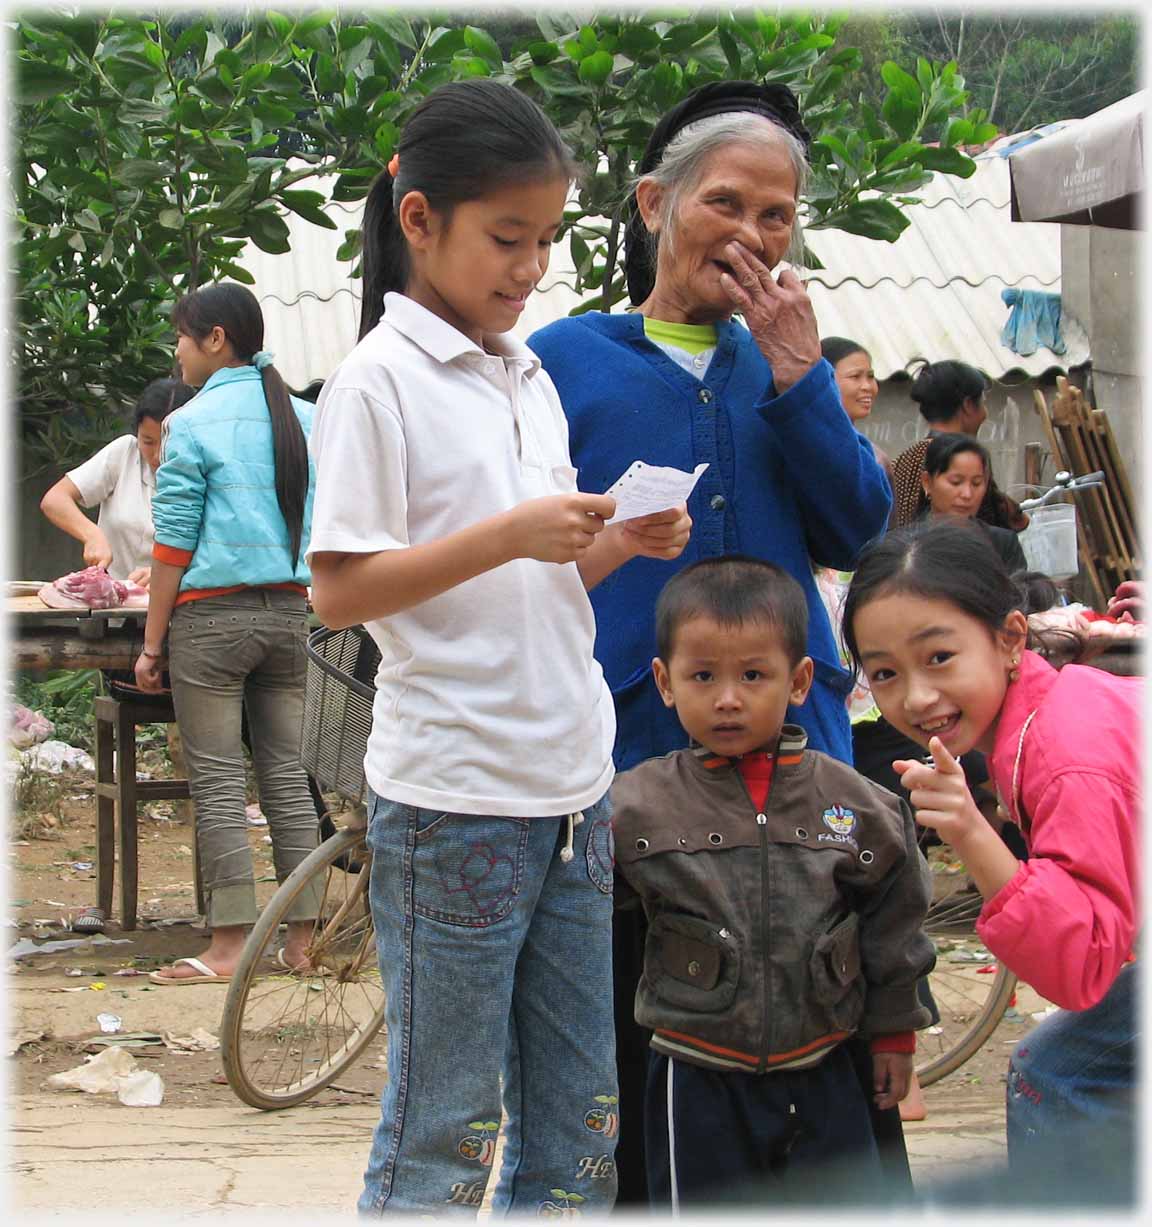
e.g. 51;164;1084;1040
530;82;890;769
528;81;894;1203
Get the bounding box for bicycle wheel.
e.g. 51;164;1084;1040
220;826;387;1109
915;840;1018;1087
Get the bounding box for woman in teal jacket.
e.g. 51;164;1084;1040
136;284;322;984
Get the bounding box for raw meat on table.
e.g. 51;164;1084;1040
37;567;149;611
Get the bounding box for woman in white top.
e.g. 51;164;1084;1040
40;377;195;582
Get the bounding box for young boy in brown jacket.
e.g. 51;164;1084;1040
611;555;934;1208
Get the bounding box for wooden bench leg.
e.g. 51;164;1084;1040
116;704;139;931
94;708;116;917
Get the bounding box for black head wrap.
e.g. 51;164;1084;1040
623;81;811;306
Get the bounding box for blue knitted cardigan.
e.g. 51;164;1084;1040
529;311;892;770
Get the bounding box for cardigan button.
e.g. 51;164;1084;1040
698;388;713;404
710;495;726;511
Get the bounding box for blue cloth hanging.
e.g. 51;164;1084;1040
1001;288;1067;356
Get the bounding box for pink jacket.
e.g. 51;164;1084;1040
978;650;1141;1010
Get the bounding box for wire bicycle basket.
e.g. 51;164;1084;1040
300;625;381;802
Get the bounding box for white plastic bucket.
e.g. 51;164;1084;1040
1019;503;1079;578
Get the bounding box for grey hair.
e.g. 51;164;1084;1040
636;111;808;269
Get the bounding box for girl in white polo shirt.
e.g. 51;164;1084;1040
307;80;690;1216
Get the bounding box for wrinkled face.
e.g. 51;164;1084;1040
404;175;568;345
645;142;798;321
833;351;878;423
136;416;164;472
652;615;813;758
852;593;1023;756
922;451;988;519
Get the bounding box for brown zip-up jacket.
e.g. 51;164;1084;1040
612;726;935;1075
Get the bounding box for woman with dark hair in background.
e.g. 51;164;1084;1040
920;433;1028;573
891;358;1027;532
134;283;322;985
40;377;196;584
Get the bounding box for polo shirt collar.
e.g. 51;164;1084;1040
381;292;541;377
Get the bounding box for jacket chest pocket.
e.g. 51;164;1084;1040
809;912;863;1026
644;912;740;1012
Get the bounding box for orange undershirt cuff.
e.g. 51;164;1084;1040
153;542;194;566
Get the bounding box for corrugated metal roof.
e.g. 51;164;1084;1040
241;145;1089;391
803;146;1089;379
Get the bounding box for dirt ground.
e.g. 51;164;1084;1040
7;772;1019;1219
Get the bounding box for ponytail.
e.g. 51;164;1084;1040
258;360;309;568
358;171;409;339
358;79;577;340
171;284;309;567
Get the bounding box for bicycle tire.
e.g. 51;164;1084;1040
915;836;1019;1087
220;827;386;1110
917;961;1017;1086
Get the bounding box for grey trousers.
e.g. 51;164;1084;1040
167;589;321;928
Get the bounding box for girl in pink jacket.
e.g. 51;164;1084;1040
842;517;1139;1207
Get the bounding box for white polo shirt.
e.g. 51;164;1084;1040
307;293;615;817
66;434;156;579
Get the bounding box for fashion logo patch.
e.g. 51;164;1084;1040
822;805;856;836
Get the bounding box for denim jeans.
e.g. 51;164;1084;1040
167;589;321;928
358;792;618;1216
1006;962;1137;1206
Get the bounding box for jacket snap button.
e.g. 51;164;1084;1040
860;849;874;864
708;832;723;845
698;388;713;404
710;494;726;511
687;960;701;977
635;838;649;852
678;837;688;846
795;827;808;840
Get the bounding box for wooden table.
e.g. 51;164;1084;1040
9;593;149;672
9;590;197;929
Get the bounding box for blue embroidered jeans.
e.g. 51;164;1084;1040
358;792;619;1216
1006;962;1137;1206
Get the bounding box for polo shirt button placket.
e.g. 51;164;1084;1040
698;388;713;405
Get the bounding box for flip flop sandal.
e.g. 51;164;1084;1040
148;956;231;985
274;948;331;977
72;907;106;934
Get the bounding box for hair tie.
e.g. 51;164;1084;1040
387;153;400;178
251;350;275;371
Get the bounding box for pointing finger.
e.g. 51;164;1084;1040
928;735;964;776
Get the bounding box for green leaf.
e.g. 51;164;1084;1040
880;61;920;98
822;198;910;242
915;146;976;177
464;26;502;67
265;11;294;41
279;189;337;229
116;159;169;187
17;60;80;103
529;65;587;98
426;28;468;62
374;120;399;160
158;208;183;229
882;93;921;141
67;232;87;253
526;41;559;66
247;210;292;254
371;13;418;50
578;50;614;87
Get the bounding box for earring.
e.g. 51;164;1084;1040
1008;655;1021;683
